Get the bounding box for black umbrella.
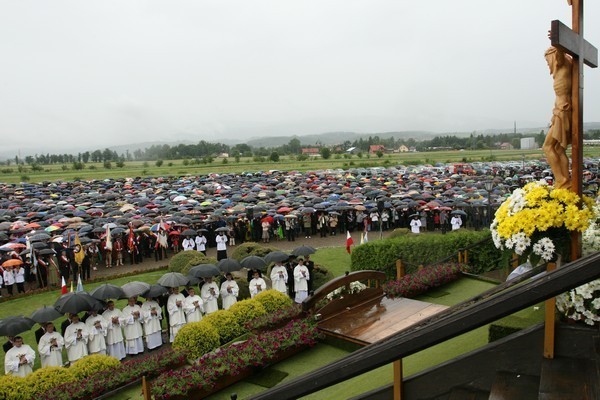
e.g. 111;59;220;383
215;227;230;233
90;283;125;301
157;272;189;287
38;248;57;256
186;275;202;285
451;210;467;216
292;245;316;257
240;255;268;271
216;258;243;273
54;292;101;314
121;281;152;298
188;264;220;278
111;227;126;235
143;284;169;298
181;229;197;236
264;251;290;264
0;316;36;336
29;233;51;242
30;306;62;323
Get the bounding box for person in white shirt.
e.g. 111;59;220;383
3;266;15;296
220;273;239;310
4;336;35;377
293;258;310;304
38;322;64;368
270;261;288;294
200;278;219;314
167;287;187;342
184;287;204;322
215;232;228;261
14;266;25;293
64;314;89;363
249;271;267;298
85;308;108;355
122;297;144;355
182;237;195;251
141;297;163;350
451;215;463;231
102;301;126;360
194;234;207;255
410;215;422;234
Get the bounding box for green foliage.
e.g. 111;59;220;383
387;228;411;238
103;161;112;169
320;147;331;159
29;366;76;396
0;374;30;400
228;299;267;328
173;321;220;360
202;310;243;345
269;151;280;162
169;251;218;275
351;230;498;278
312;266;334;290
69;353;121;380
230;242;278;260
155;159;164;167
253;289;293;313
488;324;522;343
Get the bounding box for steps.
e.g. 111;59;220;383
488;371;539;400
538;356;600;400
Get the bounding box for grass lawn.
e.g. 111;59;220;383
311;247;352;278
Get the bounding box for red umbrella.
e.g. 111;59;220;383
277;206;292;213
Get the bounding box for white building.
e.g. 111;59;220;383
520;137;537;150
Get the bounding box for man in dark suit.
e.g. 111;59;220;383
2;336;14;353
61;314;72;337
34;324;46;344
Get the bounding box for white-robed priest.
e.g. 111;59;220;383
167;286;187;342
270;261;288;294
64;314;89;363
122;296;144;355
200;277;219;314
86;307;108;355
38;322;64;367
220;273;239;310
102;300;126;360
184;287;204;322
142;296;163;350
5;336;35;377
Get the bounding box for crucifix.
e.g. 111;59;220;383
546;0;597;260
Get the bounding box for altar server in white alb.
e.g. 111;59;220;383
64;314;89;363
182;236;195;251
195;233;207;255
220;273;239;310
249;270;267;298
102;300;126;360
293;258;310;303
141;296;163;350
270;261;288;294
184;286;204;322
4;336;35;377
86;307;108;355
410;215;422;234
122;296;144;355
37;322;63;368
167;286;187;342
200;277;219;314
215;231;228;260
451;214;463;231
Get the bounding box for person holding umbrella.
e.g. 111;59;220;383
4;336;35;377
200;277;219;314
122;296;144;356
3;265;15;296
141;296;163;351
102;301;126;361
220;273;239;310
38;322;64;368
270;261;288;294
184;286;204;322
167;286;187;342
64;314;89;363
85;307;107;355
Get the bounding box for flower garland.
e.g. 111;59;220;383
490;180;595;265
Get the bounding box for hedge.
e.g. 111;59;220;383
173;321;220;360
202;310;243;345
169;251;217;275
69;354;121;380
228;299;267;328
230;242;278;260
253;289;293;313
351;230;501;277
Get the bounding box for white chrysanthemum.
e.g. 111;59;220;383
507;189;526;215
575;284;595;299
532;237;556;261
511;232;531;255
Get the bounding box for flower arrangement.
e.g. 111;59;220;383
244;303;303;332
384;262;468;299
325;280;368;300
491;180;595;266
556;199;600;326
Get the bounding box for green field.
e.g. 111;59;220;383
3;147;600;184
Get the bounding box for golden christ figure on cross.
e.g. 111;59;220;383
543;46;573;190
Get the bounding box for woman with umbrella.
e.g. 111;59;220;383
220;272;239;310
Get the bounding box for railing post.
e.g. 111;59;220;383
393;359;403;400
512;253;520;269
457;251;462;264
142;375;151;400
544;261;558;359
463;250;468;264
396;259;404;281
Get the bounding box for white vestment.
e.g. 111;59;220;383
85;314;108;355
102;308;126;360
195;235;207;252
451;216;462;230
200;282;219;314
182;238;195;251
294;264;310;303
270;265;288;293
122;304;145;355
141;300;163;350
64;321;89;363
184;294;204;322
220;279;239;310
410;219;422;234
5;344;35;377
167;293;187;342
249;277;267;298
38;331;64;367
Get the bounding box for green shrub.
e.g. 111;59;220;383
387;228;411;238
253;289;293;313
173;321;220;360
0;374;30;400
312;266;334;291
202;310;243;345
69;353;121;379
228;299;267;329
169;252;217;275
29;366;75;396
230;242;278;260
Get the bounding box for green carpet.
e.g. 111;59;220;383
247;368;289;388
424;290;450;298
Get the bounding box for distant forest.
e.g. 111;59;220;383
5;129;600;166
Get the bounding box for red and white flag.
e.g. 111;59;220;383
346;231;354;254
61;276;68;295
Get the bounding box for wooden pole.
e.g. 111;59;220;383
396;259;404;281
393;359;403;400
142;375;151;400
571;0;583;262
544;261;558;359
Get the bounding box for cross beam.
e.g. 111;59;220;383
550;20;598;68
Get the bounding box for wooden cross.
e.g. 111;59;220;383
549;0;597;260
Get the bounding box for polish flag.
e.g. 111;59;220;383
61;276;68;295
346;231;354;254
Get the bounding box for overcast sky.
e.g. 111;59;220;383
0;0;599;155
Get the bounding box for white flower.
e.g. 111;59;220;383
532;238;556;261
